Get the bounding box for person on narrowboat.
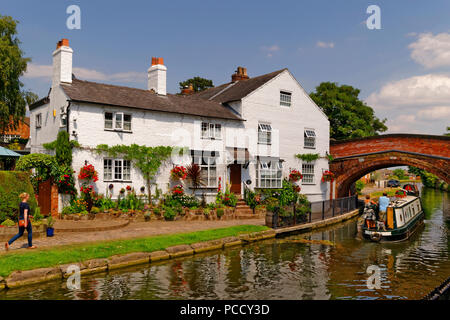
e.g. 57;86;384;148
377;192;389;231
363;195;378;229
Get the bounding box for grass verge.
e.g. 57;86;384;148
0;224;268;277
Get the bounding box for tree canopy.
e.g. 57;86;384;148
309;82;387;140
179;77;214;93
445;127;450;136
0;15;37;134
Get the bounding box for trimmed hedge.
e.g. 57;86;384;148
0;171;38;223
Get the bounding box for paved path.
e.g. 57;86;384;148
1;218;265;254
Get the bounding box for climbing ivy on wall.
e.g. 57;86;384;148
95;144;186;202
295;153;320;162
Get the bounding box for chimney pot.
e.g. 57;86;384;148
232;66;249;82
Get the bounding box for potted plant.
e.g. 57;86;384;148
144;212;152;221
46;216;55;237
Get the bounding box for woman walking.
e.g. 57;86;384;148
4;193;37;251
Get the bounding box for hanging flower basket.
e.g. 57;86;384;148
78;164;99;182
289;169;303;182
321;170;335;183
395;189;407;198
170;166;187;181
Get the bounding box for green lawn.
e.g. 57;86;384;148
0;224;268;277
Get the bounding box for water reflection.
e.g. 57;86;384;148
1;189;449;300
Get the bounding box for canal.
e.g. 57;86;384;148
1;188;449;300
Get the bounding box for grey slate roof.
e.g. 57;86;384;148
58;79;243;121
193;68;287;103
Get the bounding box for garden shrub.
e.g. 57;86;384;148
0;171;38;223
216;207;224;218
90;207;100;214
163;206;176;221
1;219;15;227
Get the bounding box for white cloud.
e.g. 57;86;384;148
409;32;450;68
24;63;145;83
261;45;280;58
366;73;450;109
366;73;450;135
316;41;334;49
417;106;450;120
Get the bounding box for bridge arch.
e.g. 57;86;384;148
329;134;450;198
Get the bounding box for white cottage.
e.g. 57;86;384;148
29;39;330;202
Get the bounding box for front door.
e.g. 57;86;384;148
229;164;242;194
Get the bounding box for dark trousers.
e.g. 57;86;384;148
8;222;32;247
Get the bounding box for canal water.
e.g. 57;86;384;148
1;188;449;300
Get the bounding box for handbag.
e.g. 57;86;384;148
18;219;26;227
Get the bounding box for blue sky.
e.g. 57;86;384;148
1;0;450;135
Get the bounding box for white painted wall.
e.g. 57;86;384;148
240;70;330;201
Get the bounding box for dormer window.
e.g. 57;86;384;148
201;122;221;140
304;129;316;148
280;91;292;107
105;111;132;132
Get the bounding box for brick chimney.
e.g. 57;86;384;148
148;57;167;95
52;38;73;86
231;66;249;82
181;84;194;95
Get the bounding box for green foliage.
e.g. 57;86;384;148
179;76;214;93
216;207;224;218
163;206;177;220
61;206;73;216
393;168;407;180
46;216;55;228
295;153;320;162
0;15;38;134
0;171;37;223
90;207;100;214
96;144;181;201
203;208;211;216
309;82;387;140
55;131;72;166
117;191;145;211
153;207;161;216
408;166;442;190
445;127;450;137
326;153;334;162
94;195;115;211
278;180;298;206
33;207;43;222
1;219;15;227
355;180;365;195
16;153;60;193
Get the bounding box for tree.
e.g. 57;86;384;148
392;168;406;180
179;77;214;93
55;131;72;166
0;15;37;134
309;82;387;140
445;127;450;136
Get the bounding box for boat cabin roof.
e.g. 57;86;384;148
390;195;419;208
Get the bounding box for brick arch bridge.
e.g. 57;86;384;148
329;134;450;198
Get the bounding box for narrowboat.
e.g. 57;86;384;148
362;192;424;242
403;183;420;196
